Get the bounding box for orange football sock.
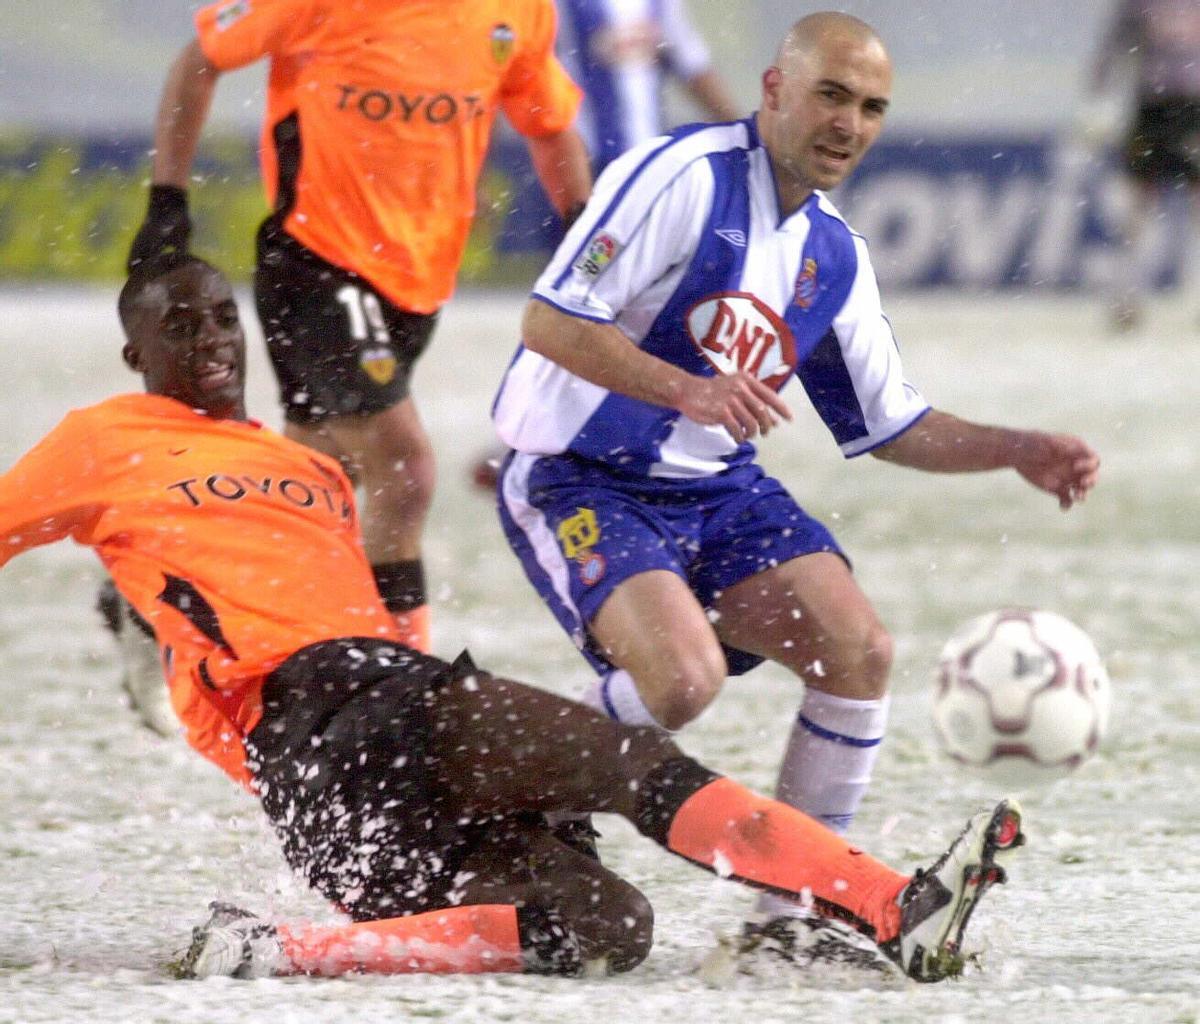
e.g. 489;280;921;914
392;603;431;654
276;904;524;976
667;777;909;942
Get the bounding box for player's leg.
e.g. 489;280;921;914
182;818;653;979
712;551;892;832
255;231;437;651
497;452;727;731
197;640;1020;982
422;665;1024;981
684;469;890;844
1111;101;1176;332
226;642;655;978
587;571;727;730
96;577;179;736
286;399;436;651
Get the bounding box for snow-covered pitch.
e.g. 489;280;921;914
0;285;1195;1023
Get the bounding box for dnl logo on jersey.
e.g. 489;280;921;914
686;292;797;390
573;231;620;279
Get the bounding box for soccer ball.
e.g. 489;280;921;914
932;608;1110;787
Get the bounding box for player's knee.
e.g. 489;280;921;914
816;620;893;700
572;880;654;974
654;645;726;730
364;443;436;514
859;621;894;695
603;885;654;973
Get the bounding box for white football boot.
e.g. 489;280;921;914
176;902;284;980
881;797;1025;982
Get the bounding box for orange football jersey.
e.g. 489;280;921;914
195;0;582;312
0;395;400;785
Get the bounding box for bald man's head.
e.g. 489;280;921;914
774;12;886;71
757;12;891;211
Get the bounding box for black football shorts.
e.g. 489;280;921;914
254;226;438;424
1124;98;1200;185
248;638;488;921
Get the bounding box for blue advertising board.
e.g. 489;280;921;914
2;130;1183;289
490;132;1184;291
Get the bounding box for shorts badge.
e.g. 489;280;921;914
491;24;516;64
556;507;605;585
360;347;397;385
578;551;606;586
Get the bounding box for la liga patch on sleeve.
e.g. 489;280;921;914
573;231;621;279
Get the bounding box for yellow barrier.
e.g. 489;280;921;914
0;132;536;286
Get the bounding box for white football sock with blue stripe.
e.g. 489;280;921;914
582;669;667;729
758;688;889;919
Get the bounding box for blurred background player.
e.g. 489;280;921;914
472;0;738;490
491;12;1098;923
0;252;1025;984
1089;0;1200;331
556;0;739;175
127;0;592;655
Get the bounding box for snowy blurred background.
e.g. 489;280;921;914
0;1;1116;133
0;0;1161;291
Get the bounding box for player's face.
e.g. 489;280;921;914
761;33;891;199
126;264;247;419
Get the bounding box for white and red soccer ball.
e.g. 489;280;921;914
933;608;1111;787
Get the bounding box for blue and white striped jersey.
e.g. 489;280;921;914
556;0;715;168
492;118;929;480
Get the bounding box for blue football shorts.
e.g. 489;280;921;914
498;452;847;677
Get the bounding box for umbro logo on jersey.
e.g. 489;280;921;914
685;292;797;390
715;228;747;247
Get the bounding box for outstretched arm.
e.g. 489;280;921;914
127;39;221;268
522;299;791;442
526;128;593;227
683;69;740;122
872;409;1100;510
150;39;221;188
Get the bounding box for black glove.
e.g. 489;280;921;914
127;184;192;271
561;201;586;232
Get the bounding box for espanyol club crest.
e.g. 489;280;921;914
490;24;515;64
685;292;797;390
794;257;819;308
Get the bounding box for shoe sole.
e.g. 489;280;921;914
914;798;1025;982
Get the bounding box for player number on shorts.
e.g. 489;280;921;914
336;285;391;343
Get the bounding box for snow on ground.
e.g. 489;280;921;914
0;285;1196;1023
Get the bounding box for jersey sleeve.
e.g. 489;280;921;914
659;0;714;80
0;412;104;569
531;140;713;324
796;235;929;458
195;0;324;71
499;0;583;137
